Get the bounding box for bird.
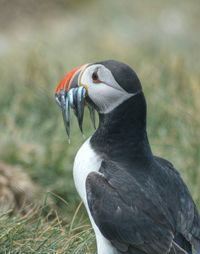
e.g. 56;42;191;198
55;60;200;254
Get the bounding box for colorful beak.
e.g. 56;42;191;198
55;65;87;139
55;65;96;141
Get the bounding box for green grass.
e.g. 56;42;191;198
0;203;95;253
0;0;199;252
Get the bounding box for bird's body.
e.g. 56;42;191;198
74;95;198;254
73;138;118;254
55;60;200;254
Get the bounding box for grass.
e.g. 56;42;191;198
0;0;200;252
0;203;95;253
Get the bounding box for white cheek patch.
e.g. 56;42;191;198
80;65;95;86
88;83;133;113
80;64;135;114
97;66;125;92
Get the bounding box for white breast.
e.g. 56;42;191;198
73;138;118;254
73;138;102;205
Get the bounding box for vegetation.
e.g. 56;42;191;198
0;0;199;252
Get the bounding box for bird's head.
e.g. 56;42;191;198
55;60;143;139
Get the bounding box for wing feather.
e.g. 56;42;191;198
86;171;174;254
86;158;199;253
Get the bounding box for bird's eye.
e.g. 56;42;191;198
92;71;100;83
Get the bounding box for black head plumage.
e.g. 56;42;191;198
95;59;142;94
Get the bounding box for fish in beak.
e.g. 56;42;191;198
55;65;96;140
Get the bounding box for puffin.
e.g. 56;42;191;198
55;60;200;254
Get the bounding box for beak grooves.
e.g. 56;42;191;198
55;64;96;141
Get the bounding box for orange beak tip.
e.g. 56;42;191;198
55;66;82;95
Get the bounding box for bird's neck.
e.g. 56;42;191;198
90;93;153;166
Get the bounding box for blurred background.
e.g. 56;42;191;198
0;0;199;252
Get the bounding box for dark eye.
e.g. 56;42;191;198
92;71;100;82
